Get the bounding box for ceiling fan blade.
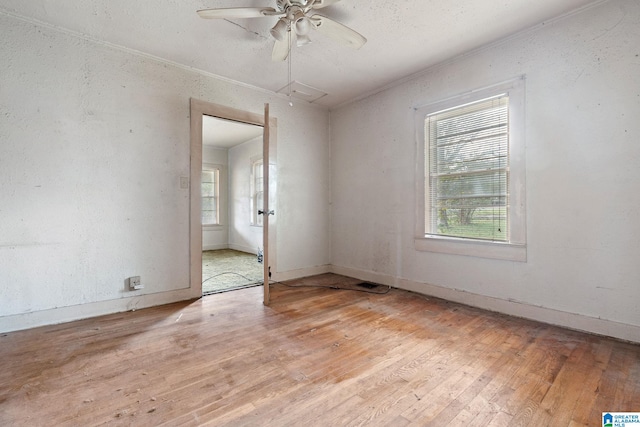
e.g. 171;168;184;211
310;15;366;49
197;7;277;19
311;0;342;9
272;32;296;61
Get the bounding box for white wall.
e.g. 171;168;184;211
330;0;640;342
228;137;263;254
202;146;229;251
0;12;331;332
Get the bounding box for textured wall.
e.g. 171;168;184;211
0;13;331;328
228;137;263;254
330;0;640;335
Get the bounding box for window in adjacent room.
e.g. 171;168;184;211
415;77;526;261
250;158;264;226
201;166;220;226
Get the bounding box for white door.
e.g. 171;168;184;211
262;104;271;305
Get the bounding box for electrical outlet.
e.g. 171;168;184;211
129;276;143;290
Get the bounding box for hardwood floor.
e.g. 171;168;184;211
1;276;639;426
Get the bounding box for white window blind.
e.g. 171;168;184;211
201;168;219;225
426;94;509;241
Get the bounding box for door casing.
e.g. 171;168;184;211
189;99;277;303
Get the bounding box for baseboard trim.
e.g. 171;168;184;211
331;265;640;343
203;244;228;251
0;288;199;334
272;264;332;283
6;264;638;343
228;244;259;255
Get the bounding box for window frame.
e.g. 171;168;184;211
250;157;264;227
414;77;527;261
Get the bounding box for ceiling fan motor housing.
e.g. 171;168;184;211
276;0;312;11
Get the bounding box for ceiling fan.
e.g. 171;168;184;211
197;0;367;61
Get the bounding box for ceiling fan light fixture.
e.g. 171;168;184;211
294;16;311;36
296;33;312;46
270;18;289;41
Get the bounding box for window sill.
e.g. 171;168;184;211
414;235;526;262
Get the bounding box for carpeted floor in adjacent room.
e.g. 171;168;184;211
202;249;263;295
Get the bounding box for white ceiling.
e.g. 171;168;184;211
203;115;263;148
0;0;600;108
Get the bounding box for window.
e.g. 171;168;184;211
201;166;220;226
427;95;509;241
250;158;263;226
415;77;526;261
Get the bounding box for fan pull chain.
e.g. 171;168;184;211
288;22;293;107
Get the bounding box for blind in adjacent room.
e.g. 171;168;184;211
201;169;219;225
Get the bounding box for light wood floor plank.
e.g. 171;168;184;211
1;276;639;426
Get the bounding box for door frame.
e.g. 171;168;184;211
189;99;277;303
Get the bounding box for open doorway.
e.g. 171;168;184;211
201;116;264;294
189;99;277;304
